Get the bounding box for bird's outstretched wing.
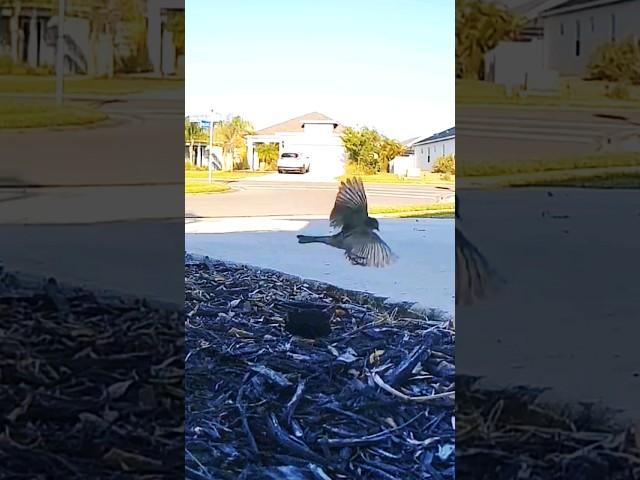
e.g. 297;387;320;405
330;177;369;229
456;227;502;305
342;229;398;268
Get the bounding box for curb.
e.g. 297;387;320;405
0;264;182;312
185;252;452;323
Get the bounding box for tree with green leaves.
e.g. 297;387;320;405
341;126;381;174
255;143;279;170
456;0;524;79
214;115;255;171
166;10;184;72
378;137;406;173
341;127;404;174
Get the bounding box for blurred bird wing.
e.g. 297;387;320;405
330;177;369;228
343;229;398;267
455;227;503;305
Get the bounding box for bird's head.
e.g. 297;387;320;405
366;216;380;230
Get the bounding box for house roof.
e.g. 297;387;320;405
542;0;627;16
255;112;345;135
400;136;420;146
411;127;455;146
512;0;568;18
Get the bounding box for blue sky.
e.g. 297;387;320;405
186;0;454;140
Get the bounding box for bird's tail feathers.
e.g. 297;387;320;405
297;234;333;245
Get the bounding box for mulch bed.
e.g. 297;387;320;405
0;269;184;479
185;256;455;480
457;375;640;479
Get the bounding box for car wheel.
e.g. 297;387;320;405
278;169;283;174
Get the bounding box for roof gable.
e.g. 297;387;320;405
255;112;344;135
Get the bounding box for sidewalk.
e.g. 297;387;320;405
186;217;455;314
0;185;182;224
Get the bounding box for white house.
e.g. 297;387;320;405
541;0;640;77
484;0;566;93
390;127;455;175
246;112;346;177
412;127;455;171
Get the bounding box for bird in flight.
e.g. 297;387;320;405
297;177;398;267
455;195;504;305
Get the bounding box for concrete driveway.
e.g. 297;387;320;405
457;187;640;420
186;217;455;314
246;170;339;182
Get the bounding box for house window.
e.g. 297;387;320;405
576;20;581;56
442;144;445;155
560;22;564;35
590;16;595;32
611;14;616;41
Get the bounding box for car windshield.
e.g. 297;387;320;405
281;153;298;158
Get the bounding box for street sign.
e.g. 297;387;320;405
200;120;211;129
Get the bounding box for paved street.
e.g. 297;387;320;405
457;106;639;162
0;94;183;187
457;187;640;420
0;93;184;223
186;217;455;313
186;179;454;218
0;91;184;305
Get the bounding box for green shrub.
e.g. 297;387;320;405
587;37;640;84
432;154;455;175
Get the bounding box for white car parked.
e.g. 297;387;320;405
277;152;310;174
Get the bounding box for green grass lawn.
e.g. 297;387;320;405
185;181;230;194
0;75;182;95
458;152;640;177
0;100;106;128
457;78;640;109
370;202;455;218
525;172;640;188
337;172;454;185
500;169;640;188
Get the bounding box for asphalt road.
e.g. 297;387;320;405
0;93;183;187
186;179;454;218
0;91;184;305
0;93;184;224
457;105;639;162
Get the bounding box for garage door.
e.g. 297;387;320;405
305;145;345;177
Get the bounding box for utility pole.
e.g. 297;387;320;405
208;115;213;184
55;0;65;106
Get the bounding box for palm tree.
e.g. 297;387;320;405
214;116;255;170
0;0;23;64
185;117;204;165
